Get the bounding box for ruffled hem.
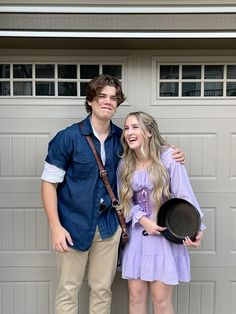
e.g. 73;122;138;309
121;250;190;285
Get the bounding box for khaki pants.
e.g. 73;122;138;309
55;226;121;314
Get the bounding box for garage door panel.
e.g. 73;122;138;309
158;119;236;194
162;132;217;179
0;179;40;193
0;282;51;314
229;206;236;252
192;267;236;314
231;133;236;177
172;281;215;314
188;192;236;268
0;267;57;314
0;206;55;267
162;133;216;180
0;118;79;136
198;206;216;253
192;180;236;193
0;104;85;119
231;283;236;314
0;253;55;267
0;134;49;177
189;282;204;314
173;283;190;314
0;192;41;208
198;282;215;314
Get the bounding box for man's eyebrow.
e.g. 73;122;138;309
98;93;116;97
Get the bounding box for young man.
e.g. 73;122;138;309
41;74;184;314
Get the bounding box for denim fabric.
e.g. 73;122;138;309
45;115;123;251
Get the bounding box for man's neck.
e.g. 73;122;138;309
90;115;110;142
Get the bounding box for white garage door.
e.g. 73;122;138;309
0;51;236;314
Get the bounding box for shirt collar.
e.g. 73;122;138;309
79;114;119;137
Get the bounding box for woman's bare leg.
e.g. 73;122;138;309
150;281;174;314
128;279;149;314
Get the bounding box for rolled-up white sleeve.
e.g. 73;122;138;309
41;161;66;183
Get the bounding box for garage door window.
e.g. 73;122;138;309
0;63;123;97
0;64;10;96
158;64;236;98
80;64;122;96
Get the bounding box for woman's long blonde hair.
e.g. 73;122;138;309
118;111;170;216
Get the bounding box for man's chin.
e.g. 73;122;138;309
101;111;115;119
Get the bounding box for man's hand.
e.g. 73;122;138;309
51;225;74;253
172;146;185;164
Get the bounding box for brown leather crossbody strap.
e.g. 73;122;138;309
84;132;128;243
86;135;117;205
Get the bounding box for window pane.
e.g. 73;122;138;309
160;65;179;79
0;64;10;78
159;82;178;97
80;82;88;96
227;65;236;79
227;82;236;96
58;65;77;79
182;82;201;96
204;82;223;96
182;65;201;79
13;82;32;95
102;65;122;78
36;82;55;96
36;64;54;78
13;64;32;78
58;82;77;96
204;65;223;79
80;65;99;79
0;82;10;95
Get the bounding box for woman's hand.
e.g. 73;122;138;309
139;216;166;235
183;230;203;248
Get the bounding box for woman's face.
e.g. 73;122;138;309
124;115;150;152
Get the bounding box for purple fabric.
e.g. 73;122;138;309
118;147;205;285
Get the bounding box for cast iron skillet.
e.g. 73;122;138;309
142;198;201;244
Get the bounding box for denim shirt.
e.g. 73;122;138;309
45;115;123;251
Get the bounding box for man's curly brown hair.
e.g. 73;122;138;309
85;74;126;113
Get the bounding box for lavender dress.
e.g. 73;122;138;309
117;148;205;285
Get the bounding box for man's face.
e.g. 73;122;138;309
88;85;118;121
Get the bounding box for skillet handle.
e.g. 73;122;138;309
142;230;149;236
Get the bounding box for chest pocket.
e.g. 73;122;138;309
72;156;97;180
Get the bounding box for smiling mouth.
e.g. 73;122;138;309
128;137;137;143
101;106;113;111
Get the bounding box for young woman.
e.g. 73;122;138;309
117;112;205;314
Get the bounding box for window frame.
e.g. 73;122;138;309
157;63;236;98
151;56;236;106
0;61;126;102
